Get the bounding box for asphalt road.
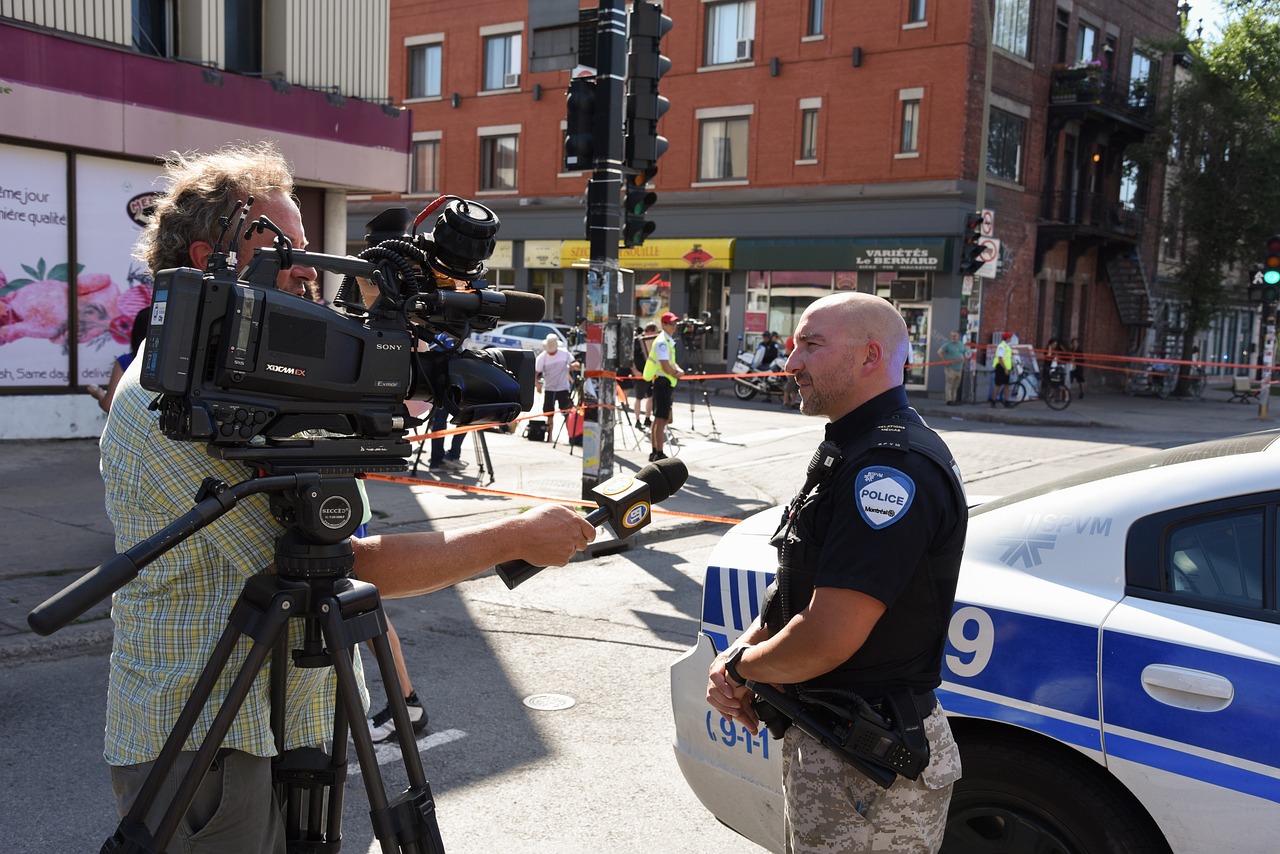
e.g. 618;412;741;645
1;388;1269;853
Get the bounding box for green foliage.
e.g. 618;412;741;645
1133;3;1280;348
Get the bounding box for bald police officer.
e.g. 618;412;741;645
706;292;966;852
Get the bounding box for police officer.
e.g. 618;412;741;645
706;292;965;853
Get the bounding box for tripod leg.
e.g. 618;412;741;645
318;580;444;854
108;577;298;852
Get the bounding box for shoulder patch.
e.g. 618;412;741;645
855;465;916;529
870;421;910;452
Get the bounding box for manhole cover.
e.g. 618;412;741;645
522;693;576;711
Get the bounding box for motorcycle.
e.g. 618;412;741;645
731;350;788;401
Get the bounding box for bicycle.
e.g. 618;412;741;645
1041;362;1072;410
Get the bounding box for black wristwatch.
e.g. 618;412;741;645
725;644;752;686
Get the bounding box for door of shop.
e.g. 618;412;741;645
899;303;931;388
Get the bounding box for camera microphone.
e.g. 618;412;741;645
495;456;689;589
424;288;545;324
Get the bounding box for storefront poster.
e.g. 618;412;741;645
634;272;670;327
0;144;72;387
75;155;165;387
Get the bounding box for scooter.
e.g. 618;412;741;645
731;350;788;401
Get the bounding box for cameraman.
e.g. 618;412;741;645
642;311;685;461
101;143;595;852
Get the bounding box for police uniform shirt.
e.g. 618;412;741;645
804;386;965;695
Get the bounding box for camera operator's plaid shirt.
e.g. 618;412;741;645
99;361;367;765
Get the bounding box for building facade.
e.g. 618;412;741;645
1;1;410;438
357;0;1178;394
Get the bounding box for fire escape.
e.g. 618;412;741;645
1039;63;1159;333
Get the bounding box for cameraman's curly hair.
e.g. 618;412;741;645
134;141;296;273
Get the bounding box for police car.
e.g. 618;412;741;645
671;430;1280;853
470;321;574;354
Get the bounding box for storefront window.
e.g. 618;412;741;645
687;270;727;362
529;270;564;321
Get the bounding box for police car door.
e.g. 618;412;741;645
1101;494;1280;852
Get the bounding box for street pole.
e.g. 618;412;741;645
1260;309;1274;419
582;0;626;498
975;0;993;215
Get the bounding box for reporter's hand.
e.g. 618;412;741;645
507;504;596;568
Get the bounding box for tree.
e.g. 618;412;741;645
1134;3;1280;393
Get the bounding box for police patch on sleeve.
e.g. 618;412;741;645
856;466;916;529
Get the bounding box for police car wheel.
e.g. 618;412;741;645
942;737;1167;854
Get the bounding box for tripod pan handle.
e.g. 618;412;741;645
27;553;141;636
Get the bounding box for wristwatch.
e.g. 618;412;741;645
725;644;752;686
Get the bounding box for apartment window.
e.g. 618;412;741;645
1054;9;1070;64
993;0;1030;58
1077;22;1098;63
699;116;750;181
1130;52;1155;107
483;32;522;90
480;134;518;191
908;0;927;25
224;0;262;74
411;139;440;195
987;109;1025;182
408;43;442;100
705;1;756;65
900;99;920;154
133;0;174;57
807;0;824;36
1120;156;1147;211
800;108;819;160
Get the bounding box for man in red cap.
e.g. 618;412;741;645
992;331;1014;406
642;311;686;460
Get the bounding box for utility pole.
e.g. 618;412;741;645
580;0;626;498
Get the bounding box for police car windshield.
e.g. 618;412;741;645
971;430;1280;517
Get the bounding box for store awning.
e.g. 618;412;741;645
736;237;953;272
560;238;734;270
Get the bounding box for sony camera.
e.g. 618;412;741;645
138;195;542;470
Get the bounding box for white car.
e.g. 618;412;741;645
671;430;1280;853
470;321;574;354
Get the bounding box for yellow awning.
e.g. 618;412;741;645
560;238;734;270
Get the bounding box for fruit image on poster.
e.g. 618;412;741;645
0;144;72;386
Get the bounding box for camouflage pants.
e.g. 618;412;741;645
782;706;962;853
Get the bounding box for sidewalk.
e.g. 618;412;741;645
2;380;1273;664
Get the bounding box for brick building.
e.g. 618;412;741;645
1;1;410;439
355;0;1179;394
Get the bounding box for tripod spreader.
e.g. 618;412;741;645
27;472;353;636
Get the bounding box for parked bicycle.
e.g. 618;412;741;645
1002;361;1071;410
1124;360;1177;399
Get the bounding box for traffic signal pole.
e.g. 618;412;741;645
581;0;627;497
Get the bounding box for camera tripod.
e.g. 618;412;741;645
678;333;720;440
30;463;444;854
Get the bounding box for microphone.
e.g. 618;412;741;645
495;457;689;589
799;440;842;496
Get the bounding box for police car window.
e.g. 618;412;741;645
1166;509;1264;608
506;324;532;337
973;431;1280;517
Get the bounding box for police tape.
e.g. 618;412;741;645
362;471;743;526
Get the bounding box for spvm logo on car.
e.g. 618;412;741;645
622;502;650;529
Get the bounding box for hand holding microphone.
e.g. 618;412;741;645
496;457;690;588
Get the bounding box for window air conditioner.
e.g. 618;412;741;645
504;72;520;88
735;39;753;61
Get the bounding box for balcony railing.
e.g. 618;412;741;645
1041;190;1146;238
1050;67;1156;126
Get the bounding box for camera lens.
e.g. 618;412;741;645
430;199;499;281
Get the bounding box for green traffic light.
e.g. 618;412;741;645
1265;269;1280;286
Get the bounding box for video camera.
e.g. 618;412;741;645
674;311;714;347
139;195;542;472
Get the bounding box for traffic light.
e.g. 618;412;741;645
1264;235;1280;289
563;76;596;172
624;2;672;172
622;167;658;248
958;212;984;275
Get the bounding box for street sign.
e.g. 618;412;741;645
980;209;995;237
976;236;1000;278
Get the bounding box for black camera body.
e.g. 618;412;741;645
139;198;540;470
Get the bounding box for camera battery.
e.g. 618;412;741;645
141;268;207;396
